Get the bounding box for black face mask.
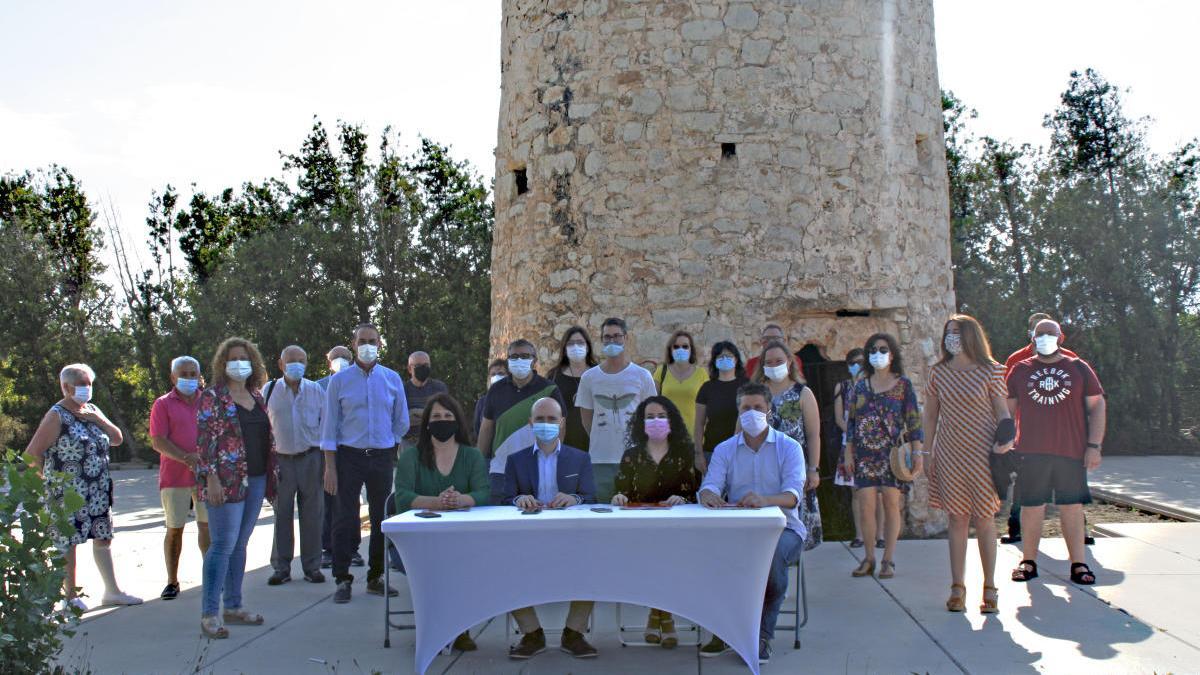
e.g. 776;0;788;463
428;420;459;442
414;364;431;382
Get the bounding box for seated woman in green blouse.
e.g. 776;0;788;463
611;395;699;648
393;393;489;651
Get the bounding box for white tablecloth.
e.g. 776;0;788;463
382;504;784;674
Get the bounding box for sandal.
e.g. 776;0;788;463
945;583;966;612
1012;559;1038;582
849;538;865;548
644;608;661;644
1070;562;1096;585
852;558;875;577
201;615;228;639
980;585;999;614
659;613;678;649
878;560;896;579
223;608;265;625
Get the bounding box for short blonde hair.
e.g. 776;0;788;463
210;337;268;391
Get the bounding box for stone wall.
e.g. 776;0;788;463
492;0;955;534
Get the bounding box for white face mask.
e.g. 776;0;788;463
330;357;350;373
740;409;769;436
565;344;588;362
225;360;252;382
764;363;789;382
73;385;93;404
1034;334;1060;356
357;344;379;364
944;333;962;355
489;374;505;386
869;352;891;370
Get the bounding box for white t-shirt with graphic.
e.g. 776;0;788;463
575;362;658;464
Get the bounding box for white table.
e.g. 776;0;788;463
382;503;785;674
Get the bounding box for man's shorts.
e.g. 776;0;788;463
161;487;208;529
1015;453;1092;507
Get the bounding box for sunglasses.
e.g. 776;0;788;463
868;346;890;355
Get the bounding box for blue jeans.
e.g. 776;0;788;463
762;528;803;642
202;475;266;617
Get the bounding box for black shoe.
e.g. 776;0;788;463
160;583;179;600
876;538;885;549
268;570;291;586
366;577;398;597
759;639;772;664
1000;534;1022;544
849;538;864;548
1085;535;1096;546
560;627;597;658
700;636;730;657
333;580;352;604
350;552;365;567
452;631;478;652
321;550;333;569
508;628;546;659
304;570;326;583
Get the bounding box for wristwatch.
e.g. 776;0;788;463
1086;442;1101;450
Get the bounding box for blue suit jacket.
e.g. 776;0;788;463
502;443;596;505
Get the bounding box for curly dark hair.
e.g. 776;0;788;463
864;333;904;376
624;395;694;457
416;393;474;470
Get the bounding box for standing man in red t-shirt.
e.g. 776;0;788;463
999;312;1080;544
1005;319;1106;586
148;355;210;600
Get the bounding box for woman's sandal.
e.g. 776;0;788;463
946;583;966;612
849;538;865;548
201;615;228;639
659;614;678;649
644;609;662;644
878;560;896;579
980;585;999;614
1012;559;1038;582
1070;562;1096;585
852;558;876;577
223;608;265;626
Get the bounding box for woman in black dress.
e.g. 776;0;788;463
546;325;598;451
612;396;699;648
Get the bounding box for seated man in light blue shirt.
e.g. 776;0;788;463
320;324;409;604
697;382;805;665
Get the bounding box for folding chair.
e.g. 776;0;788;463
615;603;701;647
775;551;809;649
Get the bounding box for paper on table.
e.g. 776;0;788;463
620;503;672;510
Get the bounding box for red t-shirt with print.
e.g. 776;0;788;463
1006;356;1103;460
1004;344;1077;377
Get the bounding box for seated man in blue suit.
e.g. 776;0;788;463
502;397;598;660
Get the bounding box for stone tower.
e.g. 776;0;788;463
491;0;955;530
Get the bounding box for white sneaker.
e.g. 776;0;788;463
101;591;143;606
66;597;88;612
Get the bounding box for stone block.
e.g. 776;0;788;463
681;19;725;41
723;4;759;31
741;38;774;65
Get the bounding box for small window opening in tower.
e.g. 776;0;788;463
514;168;529;195
721;142;737;159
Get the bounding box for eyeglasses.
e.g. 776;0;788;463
868;346;890;355
601;334;626;344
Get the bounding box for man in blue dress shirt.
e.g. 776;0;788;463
321;324;409;604
697;382;806;665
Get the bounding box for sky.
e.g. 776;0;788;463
2;0;1197;266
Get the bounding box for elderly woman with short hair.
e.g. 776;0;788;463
25;363;143;611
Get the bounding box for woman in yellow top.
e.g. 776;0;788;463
653;330;708;438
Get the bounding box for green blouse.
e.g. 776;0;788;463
393;444;490;512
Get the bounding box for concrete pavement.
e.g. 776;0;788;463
54;469;1200;674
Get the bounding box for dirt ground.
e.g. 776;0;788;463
993;498;1179;538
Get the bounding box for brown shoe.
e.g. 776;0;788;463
508;628;545;659
452;630;477;651
560;627;598;658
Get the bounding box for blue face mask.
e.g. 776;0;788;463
715;355;736;372
848;363;862;378
508;358;533;379
602;343;624;358
671;347;690;363
175;378;199;396
284;362;306;380
532;422;560;442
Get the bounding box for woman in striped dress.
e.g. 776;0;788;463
923;314;1013;614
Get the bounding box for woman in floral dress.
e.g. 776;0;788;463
753;340;823;549
612;396;698;648
25;363;143;611
844;334;924;579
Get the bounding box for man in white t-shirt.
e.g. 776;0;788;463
576;317;657;502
